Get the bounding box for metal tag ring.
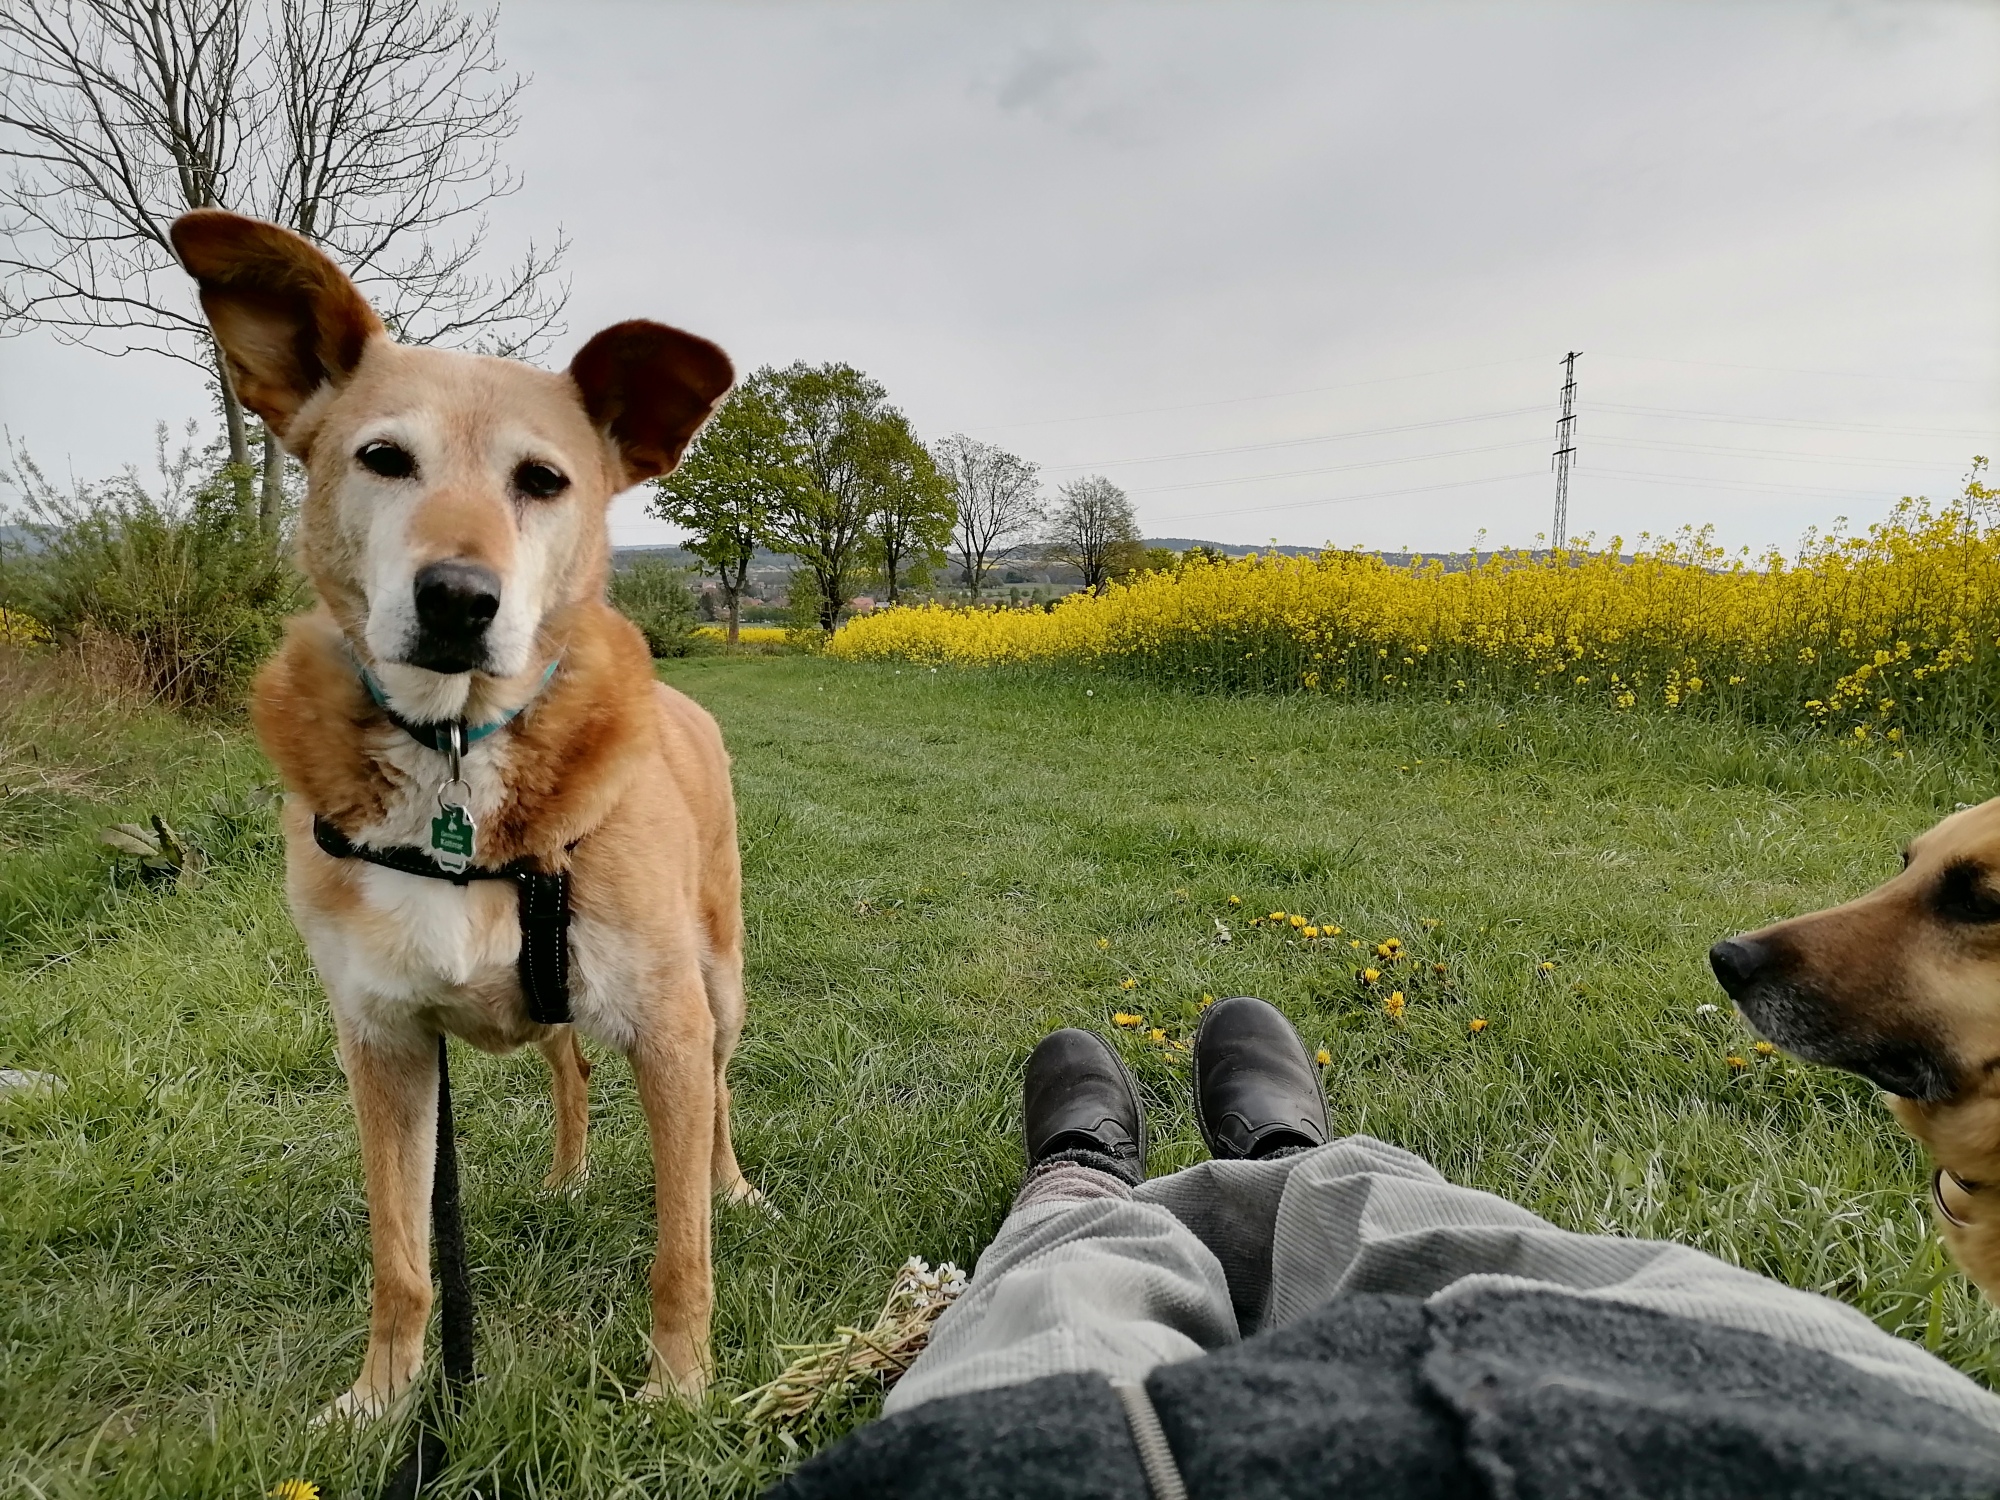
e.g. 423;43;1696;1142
437;778;474;812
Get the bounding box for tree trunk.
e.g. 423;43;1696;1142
214;340;253;517
259;423;286;534
726;590;740;646
817;568;841;634
967;552;981;603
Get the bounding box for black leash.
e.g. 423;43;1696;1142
382;1036;477;1499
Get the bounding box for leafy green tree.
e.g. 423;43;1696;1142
863;413;955;605
648;382;803;644
759;361;933;633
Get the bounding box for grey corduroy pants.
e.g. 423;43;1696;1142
885;1134;2000;1433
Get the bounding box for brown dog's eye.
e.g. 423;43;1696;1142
357;441;416;479
514;461;569;500
1935;860;2000;925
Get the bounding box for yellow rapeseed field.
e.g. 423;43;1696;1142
830;486;2000;741
693;625;791;645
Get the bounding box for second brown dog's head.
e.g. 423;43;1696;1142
169;210;732;701
1711;797;2000;1153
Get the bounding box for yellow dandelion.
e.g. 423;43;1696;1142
1362;967;1381;983
1381;937;1403;952
1315;1047;1332;1067
1228;895;1243;906
1113;1011;1143;1027
1120;977;1139;990
271;1484;320;1500
1149;1028;1167;1044
1349;939;1362;949
1201;993;1215;1007
1383;991;1406;1018
1753;1040;1776;1056
1726;1055;1748;1069
1290;914;1307;928
1434;963;1448;976
1303;926;1320;939
1537;961;1555;973
1468;1018;1488;1033
1327;925;1341;936
1097;937;1110;950
1270;911;1286;922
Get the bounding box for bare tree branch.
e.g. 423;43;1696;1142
937;432;1042;603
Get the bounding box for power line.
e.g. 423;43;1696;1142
1037;405;1546;472
1595;352;1997;387
963;356;1544;433
1593;402;1999;440
1587;467;1939;501
1148;469;1546;525
1590;435;1970;470
1135;439;1546;493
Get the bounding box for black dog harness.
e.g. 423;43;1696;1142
313;815;573;1025
312;657;574;1026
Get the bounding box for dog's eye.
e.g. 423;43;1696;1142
514;461;569;500
357;441;416;480
1935;860;2000;924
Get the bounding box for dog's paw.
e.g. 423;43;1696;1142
542;1159;590;1192
719;1178;780;1220
311;1379;416;1427
635;1367;709;1405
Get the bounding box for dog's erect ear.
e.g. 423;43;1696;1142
568;321;734;487
170;209;383;441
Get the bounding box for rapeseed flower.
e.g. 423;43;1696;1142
827;493;2000;748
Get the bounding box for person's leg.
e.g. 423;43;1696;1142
884;1031;1238;1413
1258;1134;2000;1430
892;1000;1347;1411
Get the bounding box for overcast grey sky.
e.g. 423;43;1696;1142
4;0;1997;554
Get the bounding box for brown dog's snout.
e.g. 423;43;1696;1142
411;559;501;673
1708;936;1772;999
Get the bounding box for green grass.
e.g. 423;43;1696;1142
4;655;1998;1497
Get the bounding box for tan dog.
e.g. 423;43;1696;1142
1711;797;2000;1303
171;209;754;1416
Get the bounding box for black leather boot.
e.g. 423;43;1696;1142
1023;1028;1146;1184
1193;996;1331;1160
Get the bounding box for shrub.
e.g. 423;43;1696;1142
2;424;303;709
609;558;699;657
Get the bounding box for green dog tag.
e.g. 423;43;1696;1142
431;803;476;872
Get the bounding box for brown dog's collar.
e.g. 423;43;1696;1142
1932;1167;1983;1229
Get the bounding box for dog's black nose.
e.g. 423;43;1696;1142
1707;936;1770;998
411;560;501;672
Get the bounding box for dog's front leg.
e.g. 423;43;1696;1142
629;983;717;1402
324;1029;439;1421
